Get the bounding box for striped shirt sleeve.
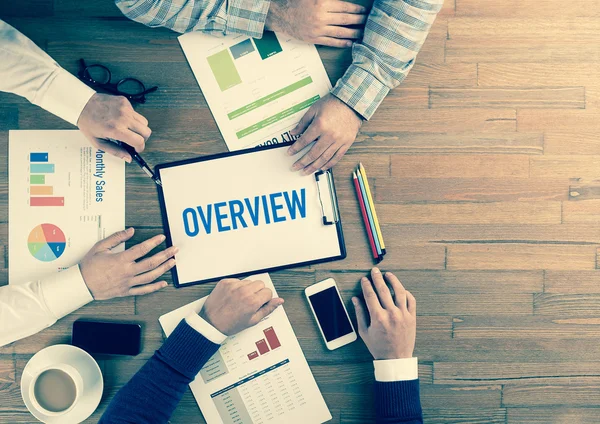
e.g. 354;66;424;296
331;0;444;120
115;0;271;38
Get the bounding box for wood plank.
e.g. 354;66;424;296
318;270;543;294
342;409;508;424
457;0;600;18
0;359;15;383
545;271;600;294
391;155;529;178
435;362;600;385
352;132;543;155
366;109;517;133
401;63;477;88
447;244;598;270
503;383;600;406
430;87;585;109
569;180;600;200
544;133;600;156
0;108;18;131
0;0;53;17
530;156;600;179
449;18;600;39
478;63;600;87
562;200;600;223
375;178;568;202
534;293;600;317
453;316;600;339
508;408;600;424
377;202;561;225
519;110;600;133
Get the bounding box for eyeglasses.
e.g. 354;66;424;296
77;58;158;104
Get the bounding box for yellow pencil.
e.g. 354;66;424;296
359;163;386;254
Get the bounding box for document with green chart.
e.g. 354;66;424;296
179;31;332;151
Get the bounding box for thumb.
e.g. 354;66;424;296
94;138;132;163
94;227;135;251
290;107;316;138
352;297;368;335
251;298;284;323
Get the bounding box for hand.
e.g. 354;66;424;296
265;0;367;48
77;93;152;161
79;228;177;300
200;279;284;335
288;94;362;174
352;268;417;360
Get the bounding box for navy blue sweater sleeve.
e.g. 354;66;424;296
375;380;423;423
99;320;220;424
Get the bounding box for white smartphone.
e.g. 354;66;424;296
305;278;357;350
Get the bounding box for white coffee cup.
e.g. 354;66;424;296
28;363;83;417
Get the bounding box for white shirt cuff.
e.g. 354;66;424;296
185;311;227;345
40;265;93;319
37;68;95;127
374;357;419;382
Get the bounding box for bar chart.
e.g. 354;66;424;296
247;327;282;360
29;152;64;207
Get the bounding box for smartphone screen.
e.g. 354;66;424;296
308;287;354;342
72;320;142;356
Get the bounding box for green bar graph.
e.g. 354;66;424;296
253;32;283;60
30;175;45;184
228;77;313;120
207;50;242;92
236;95;320;139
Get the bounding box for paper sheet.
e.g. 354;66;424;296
159;273;332;424
8;130;125;283
179;31;332;151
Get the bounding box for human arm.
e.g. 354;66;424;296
0;19;151;160
100;278;284;424
115;0;366;46
0;228;176;348
353;268;422;424
288;0;444;173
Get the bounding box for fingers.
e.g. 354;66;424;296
290;108;316;139
133;246;178;274
329;1;367;14
300;143;340;175
352;296;368;335
385;271;408;312
128;280;168;296
314;37;353;48
130;258;176;287
131;110;149;126
361;276;382;315
288;124;321;159
128;119;152;143
292;137;332;172
371;267;395;309
245;279;266;293
254;287;274;306
94;227;135;251
406;290;417;316
322;145;349;170
328;12;368;26
91;138;132;163
325;26;363;40
122;234;166;262
250;298;284;324
112;128;145;153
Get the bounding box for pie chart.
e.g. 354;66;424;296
28;224;66;262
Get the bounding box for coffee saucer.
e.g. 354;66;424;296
21;344;103;424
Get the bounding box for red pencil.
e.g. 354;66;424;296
353;171;378;260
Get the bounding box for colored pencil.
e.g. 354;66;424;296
353;171;379;260
359;163;386;255
356;167;383;258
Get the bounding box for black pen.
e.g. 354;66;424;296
109;138;162;187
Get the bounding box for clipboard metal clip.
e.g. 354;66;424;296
315;170;340;226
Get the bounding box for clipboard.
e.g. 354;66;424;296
156;142;346;287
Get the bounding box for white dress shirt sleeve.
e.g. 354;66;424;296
0;19;95;126
374;357;419;382
0;265;93;347
184;311;227;345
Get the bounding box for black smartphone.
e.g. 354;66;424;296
72;320;142;356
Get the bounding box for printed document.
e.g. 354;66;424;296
159;273;332;424
9;130;125;283
179;31;332;151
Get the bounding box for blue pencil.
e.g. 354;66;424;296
356;168;383;260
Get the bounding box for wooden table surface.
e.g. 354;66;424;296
3;0;600;423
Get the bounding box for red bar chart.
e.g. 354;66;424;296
247;351;259;361
264;326;281;350
256;339;270;355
